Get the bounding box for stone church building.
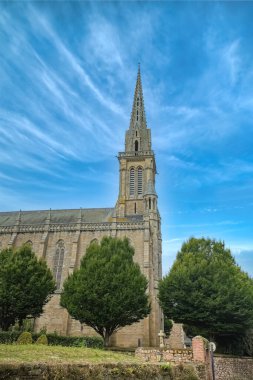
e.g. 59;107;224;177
0;68;163;347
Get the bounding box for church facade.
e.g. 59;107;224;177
0;68;163;347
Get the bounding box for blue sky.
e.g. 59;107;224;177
0;1;253;276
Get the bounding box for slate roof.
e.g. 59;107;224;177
0;208;113;226
0;208;143;226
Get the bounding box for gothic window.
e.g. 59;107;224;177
137;167;143;195
134;202;137;214
90;238;98;245
135;140;138;151
149;198;151;210
54;240;65;290
130;167;135;196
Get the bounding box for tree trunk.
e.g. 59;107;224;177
104;330;111;348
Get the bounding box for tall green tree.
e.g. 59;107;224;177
0;245;55;330
61;236;150;347
159;238;253;339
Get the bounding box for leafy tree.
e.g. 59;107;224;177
159;237;253;340
0;245;55;331
61;236;150;347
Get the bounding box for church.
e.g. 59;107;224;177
0;68;163;348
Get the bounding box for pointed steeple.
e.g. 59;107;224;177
117;65;157;218
124;65;151;153
129;64;147;130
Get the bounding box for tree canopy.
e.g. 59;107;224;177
158;237;253;339
60;236;150;346
0;245;55;331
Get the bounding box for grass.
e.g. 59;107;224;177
0;344;141;365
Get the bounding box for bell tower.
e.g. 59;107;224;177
115;65;163;346
116;65;158;218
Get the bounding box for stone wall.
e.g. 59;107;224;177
0;220;162;348
136;336;211;380
214;356;253;380
135;347;193;363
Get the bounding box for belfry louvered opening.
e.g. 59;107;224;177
130;167;135;196
137;167;143;195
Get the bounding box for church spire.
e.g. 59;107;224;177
129;64;147;130
124;65;152;153
117;65;157;218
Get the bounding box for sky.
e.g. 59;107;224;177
0;1;253;276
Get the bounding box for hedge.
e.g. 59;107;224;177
0;331;103;348
0;363;202;380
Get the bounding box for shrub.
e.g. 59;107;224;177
45;333;103;348
0;331;20;344
17;331;33;345
160;363;172;374
0;331;103;348
35;334;48;345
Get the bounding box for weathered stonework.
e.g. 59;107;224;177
135;347;193;363
214;356;253;380
165;323;185;349
0;68;162;348
136;336;210;380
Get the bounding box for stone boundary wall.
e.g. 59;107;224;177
214;356;253;380
135;337;210;380
135;347;193;363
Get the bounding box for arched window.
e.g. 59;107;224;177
54;240;65;290
135;140;138;151
130;167;135;196
137;167;143;195
149;198;151;210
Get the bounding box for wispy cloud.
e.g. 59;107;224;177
27;7;125;117
0;2;253;277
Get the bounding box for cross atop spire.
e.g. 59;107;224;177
129;64;147;130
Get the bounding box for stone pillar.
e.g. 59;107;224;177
192;336;212;380
192;336;208;363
